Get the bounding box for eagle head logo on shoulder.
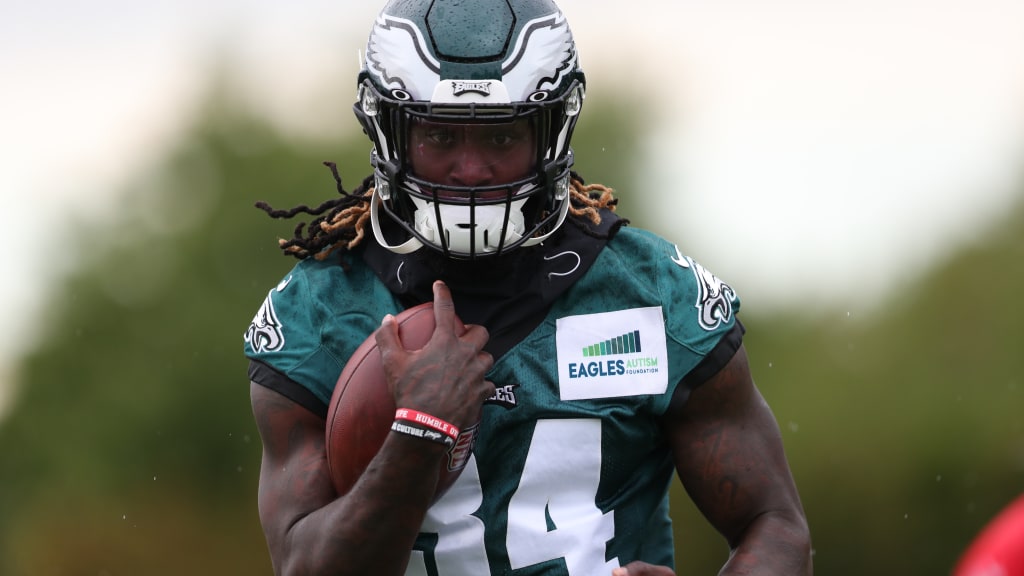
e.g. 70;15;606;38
244;276;291;354
671;247;738;332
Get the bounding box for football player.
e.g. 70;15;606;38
243;0;813;574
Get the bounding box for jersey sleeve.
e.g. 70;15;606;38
645;230;745;411
242;255;400;415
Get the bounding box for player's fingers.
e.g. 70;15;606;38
473;346;495;377
374;313;402;357
615;562;676;576
431;280;457;336
480;378;497;402
461;322;491;351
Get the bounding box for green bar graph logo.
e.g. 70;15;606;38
582;330;642;357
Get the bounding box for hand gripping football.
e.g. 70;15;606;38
325;303;477;502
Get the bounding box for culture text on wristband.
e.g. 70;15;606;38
390;420;456;447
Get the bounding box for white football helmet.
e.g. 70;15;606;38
355;0;586;259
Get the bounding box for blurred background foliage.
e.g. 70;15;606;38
0;75;1021;576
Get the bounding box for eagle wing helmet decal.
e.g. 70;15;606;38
502;13;577;100
365;15;441;99
366;12;576;102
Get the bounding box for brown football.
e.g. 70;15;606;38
325;302;475;502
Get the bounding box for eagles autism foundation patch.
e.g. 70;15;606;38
555;307;668;401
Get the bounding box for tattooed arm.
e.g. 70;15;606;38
663;344;813;575
250;282;494;576
251;383;445;575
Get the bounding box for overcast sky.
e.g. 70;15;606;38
3;0;1024;411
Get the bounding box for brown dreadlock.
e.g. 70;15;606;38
255;162;626;261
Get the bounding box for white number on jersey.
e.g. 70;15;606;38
407;418;619;576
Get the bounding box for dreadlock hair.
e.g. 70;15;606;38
255;163;627;261
565;175;630;240
254;162;375;261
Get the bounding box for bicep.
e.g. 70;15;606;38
250;381;336;551
664;345;800;547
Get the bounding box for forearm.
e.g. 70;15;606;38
718;510;813;576
268;434;445;576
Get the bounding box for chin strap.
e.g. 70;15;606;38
370;189;423;255
520;192;570;248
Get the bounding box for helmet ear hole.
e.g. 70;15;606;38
554;175;570;201
359;86;379;116
374;174;392;201
565;86;584;117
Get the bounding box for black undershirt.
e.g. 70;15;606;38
359;211;623;358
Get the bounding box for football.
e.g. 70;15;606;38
325;302;475;502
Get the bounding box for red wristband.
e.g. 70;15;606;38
395;408;459;441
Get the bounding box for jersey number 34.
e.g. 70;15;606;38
408;419;620;575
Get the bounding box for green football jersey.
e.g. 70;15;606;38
244;226;742;575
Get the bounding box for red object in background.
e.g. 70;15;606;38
954;494;1024;576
